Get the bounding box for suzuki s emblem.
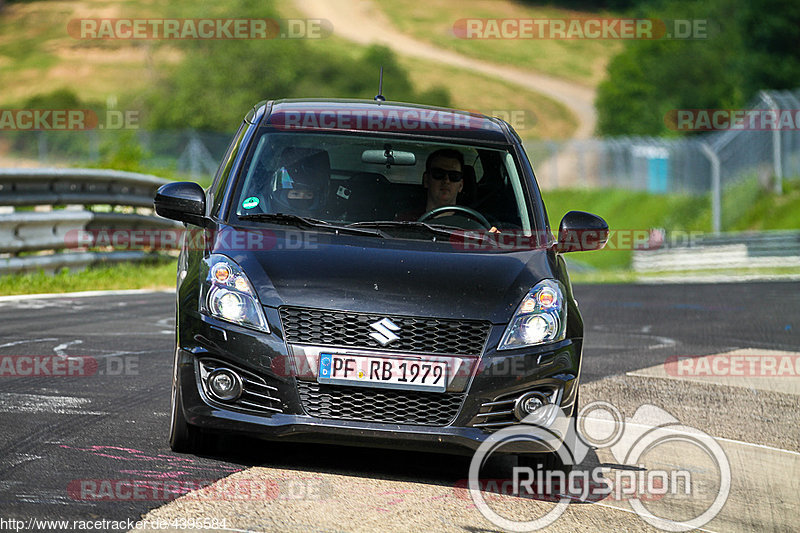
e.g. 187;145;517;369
369;318;401;346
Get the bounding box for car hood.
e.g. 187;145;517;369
219;227;556;324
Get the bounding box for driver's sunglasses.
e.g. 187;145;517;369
429;167;463;182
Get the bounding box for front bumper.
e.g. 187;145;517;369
176;310;582;456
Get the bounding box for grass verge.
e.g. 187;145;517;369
571;267;800;285
544;178;800;270
0;257;177;296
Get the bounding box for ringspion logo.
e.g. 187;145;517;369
468;402;730;531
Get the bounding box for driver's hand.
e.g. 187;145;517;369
489;226;501;233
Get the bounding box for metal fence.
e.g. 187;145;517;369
0;168;181;273
2;88;798;223
525;89;800;198
0;129;231;182
632;230;800;272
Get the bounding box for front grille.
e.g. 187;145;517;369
297;381;464;426
280;307;490;356
198;359;282;415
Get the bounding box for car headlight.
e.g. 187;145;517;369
498;279;567;350
200;254;269;332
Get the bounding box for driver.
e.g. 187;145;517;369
423;148;464;213
396;148;463;221
268;148;329;217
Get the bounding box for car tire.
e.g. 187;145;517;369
169;377;204;453
516;389;580;474
517;446;573;475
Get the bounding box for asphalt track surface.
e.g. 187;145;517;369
0;282;797;531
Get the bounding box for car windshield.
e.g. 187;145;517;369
231;131;534;237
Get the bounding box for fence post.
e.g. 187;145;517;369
177;131;218;181
700;142;721;234
37;132;48;163
760;91;783;194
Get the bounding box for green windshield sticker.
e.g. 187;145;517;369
242;196;260;209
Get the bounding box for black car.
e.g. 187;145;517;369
154;98;608;465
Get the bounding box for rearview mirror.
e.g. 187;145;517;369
154;181;210;227
557;211;609;252
362;148;416;166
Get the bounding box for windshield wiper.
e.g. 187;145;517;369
238;212;329;227
348;220;462;240
237;213;386;237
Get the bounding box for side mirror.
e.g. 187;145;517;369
557;211;609;252
154;182;209;227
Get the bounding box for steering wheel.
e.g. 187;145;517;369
418;205;493;229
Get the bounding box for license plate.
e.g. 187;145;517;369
318;354;447;392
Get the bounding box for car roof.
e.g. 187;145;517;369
253;98;515;145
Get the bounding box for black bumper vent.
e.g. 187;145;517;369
297;381;464;426
198;359;282;415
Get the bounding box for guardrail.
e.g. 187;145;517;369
633;230;800;272
0;168;182;274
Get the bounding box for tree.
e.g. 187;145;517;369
737;0;800;97
146;0;450;131
595;0;776;136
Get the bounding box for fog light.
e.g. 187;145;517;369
207;369;243;401
514;391;549;421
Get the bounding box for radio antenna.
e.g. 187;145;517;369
374;66;385;102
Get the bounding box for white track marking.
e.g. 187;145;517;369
53;340;83;358
0;393;107;415
639;273;800;284
0;288;174;303
582;415;800;456
562;498;720;533
4;453;43;468
0;338;57;349
157;316;175;334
